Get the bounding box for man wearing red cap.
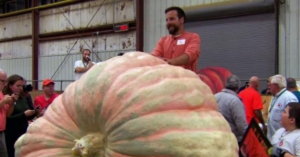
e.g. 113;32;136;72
33;79;59;117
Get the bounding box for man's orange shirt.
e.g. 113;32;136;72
238;87;263;123
152;31;200;72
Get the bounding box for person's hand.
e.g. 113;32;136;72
12;93;19;101
283;152;294;157
166;59;174;65
166;59;171;64
2;95;14;105
37;109;45;118
155;56;167;62
88;61;94;68
24;110;36;117
263;125;267;134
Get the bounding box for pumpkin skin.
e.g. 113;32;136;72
197;67;232;94
15;52;238;157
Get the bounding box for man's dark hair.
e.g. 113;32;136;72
82;49;91;54
287;77;297;89
287;102;300;128
165;6;186;23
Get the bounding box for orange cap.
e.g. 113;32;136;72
42;79;54;86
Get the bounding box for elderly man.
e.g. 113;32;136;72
239;76;266;132
270;102;300;157
267;74;298;140
0;69;16;157
215;75;248;142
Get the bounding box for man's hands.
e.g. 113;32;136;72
2;95;14;105
11;93;19;101
156;54;189;66
88;61;94;68
262;124;267;134
1;93;19;106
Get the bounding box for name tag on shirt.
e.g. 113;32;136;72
177;39;186;45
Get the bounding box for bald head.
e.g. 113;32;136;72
249;76;260;90
0;68;7;91
0;68;7;78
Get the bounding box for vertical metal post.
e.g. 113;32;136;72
136;0;144;51
274;0;280;74
60;80;63;91
32;0;39;90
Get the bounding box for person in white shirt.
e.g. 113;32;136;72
74;49;95;81
267;74;298;140
270;102;300;157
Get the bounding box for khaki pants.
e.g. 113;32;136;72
0;131;8;157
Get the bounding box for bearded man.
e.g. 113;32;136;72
151;6;201;72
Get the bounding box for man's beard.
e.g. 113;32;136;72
83;57;89;62
167;24;179;35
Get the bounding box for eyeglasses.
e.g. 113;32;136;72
0;79;8;84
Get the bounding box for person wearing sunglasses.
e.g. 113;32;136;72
0;69;16;157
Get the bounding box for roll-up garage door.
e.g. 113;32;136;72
185;12;276;81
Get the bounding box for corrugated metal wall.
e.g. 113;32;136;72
279;0;300;78
143;0;230;53
0;13;32;81
39;32;136;90
38;0;136;90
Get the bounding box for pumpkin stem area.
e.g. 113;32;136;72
72;133;106;157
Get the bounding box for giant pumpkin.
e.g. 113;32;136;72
15;52;238;157
197;67;232;94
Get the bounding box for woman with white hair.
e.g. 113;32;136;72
267;74;298;141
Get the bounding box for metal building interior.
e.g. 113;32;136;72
0;0;299;92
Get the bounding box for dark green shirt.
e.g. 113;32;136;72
292;91;300;102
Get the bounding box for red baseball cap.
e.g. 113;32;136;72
43;79;54;86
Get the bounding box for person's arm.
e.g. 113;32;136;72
75;67;89;73
6;112;27;123
6;104;14;117
231;100;248;137
282;152;297;157
167;33;200;66
151;37;165;58
254;110;265;125
253;92;266;131
7;109;36;123
0;100;5;108
74;61;93;73
0;95;13;108
167;54;189;65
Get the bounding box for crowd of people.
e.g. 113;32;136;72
217;74;300;157
0;71;59;157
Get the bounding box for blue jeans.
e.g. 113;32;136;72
0;131;8;157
